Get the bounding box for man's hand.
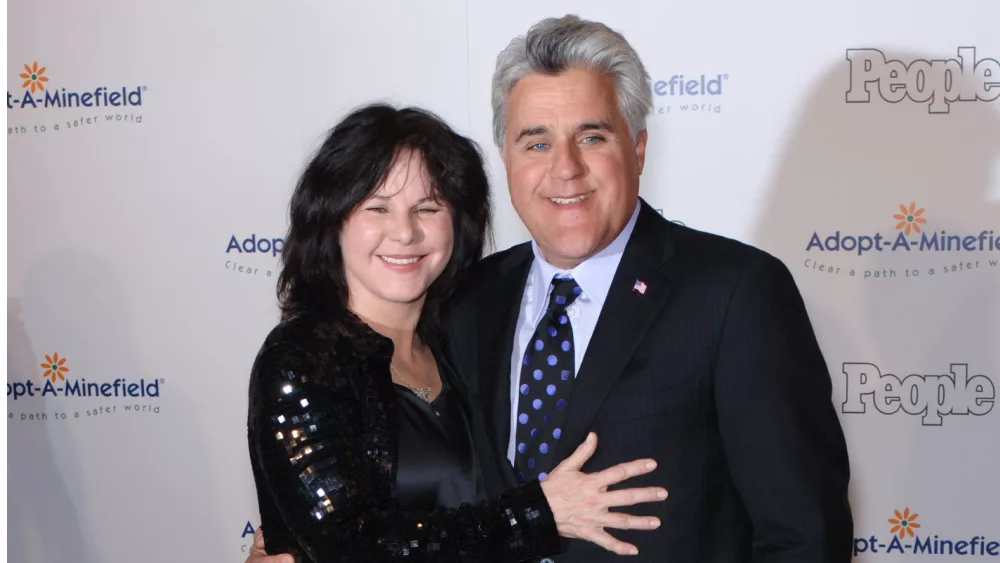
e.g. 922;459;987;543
245;528;293;563
540;432;668;556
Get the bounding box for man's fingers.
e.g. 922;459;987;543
581;528;639;556
593;510;662;531
601;486;668;508
253;528;265;550
248;556;293;563
246;527;293;563
554;432;597;473
594;458;657;487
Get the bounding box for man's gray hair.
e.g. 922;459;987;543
491;14;653;147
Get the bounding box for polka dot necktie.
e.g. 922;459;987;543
514;275;582;483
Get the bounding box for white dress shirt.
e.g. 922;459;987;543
506;202;641;465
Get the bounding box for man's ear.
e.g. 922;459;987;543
635;129;648;175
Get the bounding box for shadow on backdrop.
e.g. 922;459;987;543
753;49;1000;514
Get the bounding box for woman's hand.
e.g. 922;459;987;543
539;432;668;556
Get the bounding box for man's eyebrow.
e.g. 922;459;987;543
577;121;614;133
515;126;548;143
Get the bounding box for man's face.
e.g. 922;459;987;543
500;68;647;269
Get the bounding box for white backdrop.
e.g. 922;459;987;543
7;1;999;561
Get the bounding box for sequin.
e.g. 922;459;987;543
247;312;561;562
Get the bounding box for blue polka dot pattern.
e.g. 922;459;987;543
514;275;580;483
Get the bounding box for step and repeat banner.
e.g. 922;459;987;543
8;0;998;561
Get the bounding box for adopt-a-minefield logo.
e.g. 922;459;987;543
8;61;146;135
224;233;284;278
802;202;998;280
854;507;999;557
648;71;730;116
7;352;162;422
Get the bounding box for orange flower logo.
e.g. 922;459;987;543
888;507;921;539
40;353;70;383
19;62;50;94
893;202;927;236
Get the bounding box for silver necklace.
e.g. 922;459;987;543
389;364;433;403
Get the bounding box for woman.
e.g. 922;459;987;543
247;104;666;563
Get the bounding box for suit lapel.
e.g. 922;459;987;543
478;244;533;488
555;202;678;462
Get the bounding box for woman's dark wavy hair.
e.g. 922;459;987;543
277;103;493;341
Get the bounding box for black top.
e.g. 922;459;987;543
394;352;485;510
246;310;561;563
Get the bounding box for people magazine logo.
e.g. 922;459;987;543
846;47;999;113
7;61;147;136
649;72;729;116
225;233;284;278
840;362;994;426
802;202;998;280
7;352;163;423
854;507;999;557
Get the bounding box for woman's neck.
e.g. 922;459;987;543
348;296;423;361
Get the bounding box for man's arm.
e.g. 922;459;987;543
713;253;853;562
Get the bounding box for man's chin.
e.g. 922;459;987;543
538;239;602;268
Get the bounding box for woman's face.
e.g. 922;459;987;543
341;149;454;311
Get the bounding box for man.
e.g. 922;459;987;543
248;14;853;562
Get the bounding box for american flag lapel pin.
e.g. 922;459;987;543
633;279;647;295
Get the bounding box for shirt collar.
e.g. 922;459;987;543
528;200;641;309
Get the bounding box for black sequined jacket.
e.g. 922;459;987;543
247;311;562;563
